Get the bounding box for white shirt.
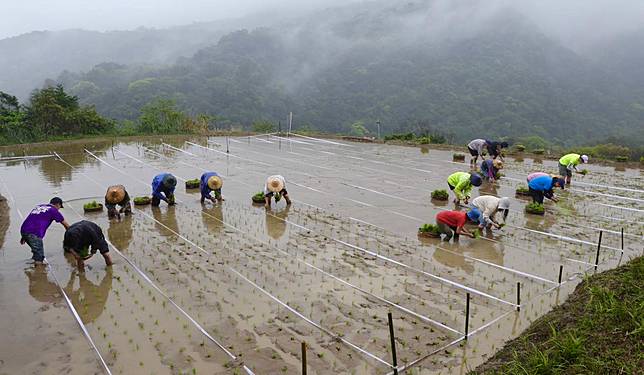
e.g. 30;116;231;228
471;195;501;224
468;139;487;155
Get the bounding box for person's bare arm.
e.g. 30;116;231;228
456;226;475;238
61;219;70;230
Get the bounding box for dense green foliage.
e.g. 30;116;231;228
0;86;209;144
474;256;643;374
525;202;545;214
0;85;114;144
48;3;644;149
431;189;449;200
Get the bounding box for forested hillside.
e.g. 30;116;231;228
4;0;644;147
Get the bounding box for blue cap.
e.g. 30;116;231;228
470;173;482;187
555;177;565;189
467;208;481;221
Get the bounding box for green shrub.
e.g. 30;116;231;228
515;144;526;152
615;156;629;162
533;149;545;155
525;202;545;214
431;189;449;200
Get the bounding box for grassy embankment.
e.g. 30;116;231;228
473;256;643;374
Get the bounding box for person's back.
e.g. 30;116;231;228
527;172;549;183
21;204;63;238
528;175;552;191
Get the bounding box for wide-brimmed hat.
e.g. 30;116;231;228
267;176;284;193
493;160;504;169
162;174;177;188
105;185;125;204
207;175;223;190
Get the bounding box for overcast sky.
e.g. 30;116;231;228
0;0;353;39
3;0;644;43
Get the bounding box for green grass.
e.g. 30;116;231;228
431;189;449;200
472;256;644;374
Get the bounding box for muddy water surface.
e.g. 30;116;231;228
1;137;641;374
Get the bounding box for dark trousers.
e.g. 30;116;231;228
529;187;544;204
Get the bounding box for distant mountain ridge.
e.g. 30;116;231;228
4;0;644;146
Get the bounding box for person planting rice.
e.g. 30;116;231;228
264;175;291;209
486;140;509;161
558;153;589;185
151;173;177;207
470;195;510;230
527;174;565;204
63;220;113;272
447;171;482;205
20;197;70;265
467;138;488;166
435;209;480;241
105;185;131;219
200;172;224;204
480;159;503;183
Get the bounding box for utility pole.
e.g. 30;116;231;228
376;119;381;139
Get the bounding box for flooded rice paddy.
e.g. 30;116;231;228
0;135;641;374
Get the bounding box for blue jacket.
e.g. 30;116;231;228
152;173;175;199
528;175;555;192
200;172;221;198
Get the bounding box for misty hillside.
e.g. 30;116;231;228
0;14;277;99
22;1;644;145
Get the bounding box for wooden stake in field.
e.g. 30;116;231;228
516;282;521;312
301;342;307;375
387;312;398;375
464;293;470;339
594;230;603;270
558;265;564;284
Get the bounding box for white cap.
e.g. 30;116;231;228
498;197;510;210
581;155;589;163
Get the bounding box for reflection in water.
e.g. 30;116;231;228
201;205;224;234
36;144;110;186
152;206;180;237
266;206;290;240
63;266;113;324
107;215;134;250
524;211;557;232
432;247;474;274
420;146;429;154
25;267;61;304
479;182;498;196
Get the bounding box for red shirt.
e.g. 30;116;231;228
436;211;467;228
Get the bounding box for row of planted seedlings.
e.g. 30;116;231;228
200;137;630;260
82;150;478;374
155;140;624;282
134;200;466;373
154;141;592;298
70;151;450;374
10;187;234;374
53;152;263;374
274;203;578;306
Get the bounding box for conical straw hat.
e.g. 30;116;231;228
207;175;223;190
267;176;284;193
106;185;125;204
493;160;503;169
